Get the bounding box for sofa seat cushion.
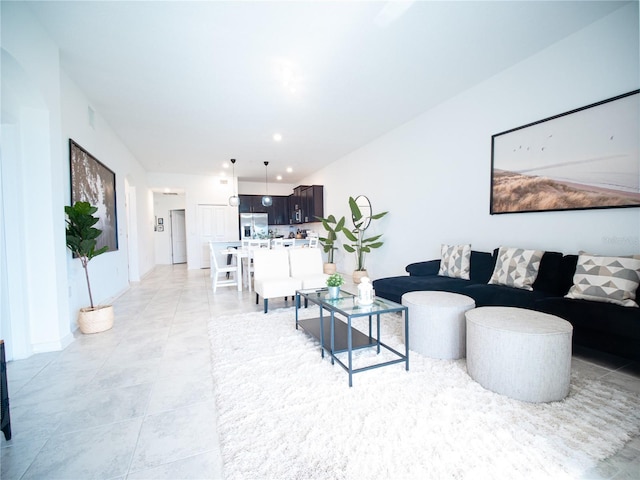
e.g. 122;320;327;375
536;297;640;338
373;276;473;305
462;284;550;309
536;297;640;360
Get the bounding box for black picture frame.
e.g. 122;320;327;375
69;139;118;252
490;89;640;214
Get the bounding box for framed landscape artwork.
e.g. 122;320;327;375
490;89;640;214
69;139;118;252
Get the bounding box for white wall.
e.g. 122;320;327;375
302;4;640;280
1;2;71;357
61;73;155;317
238;181;295;196
1;2;155;358
148;173;240;268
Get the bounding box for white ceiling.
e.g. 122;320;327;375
27;0;628;184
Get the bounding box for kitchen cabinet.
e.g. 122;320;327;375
239;194;289;225
269;195;290;225
292;185;323;224
238;195;267;214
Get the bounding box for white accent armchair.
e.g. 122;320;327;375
253;249;302;313
288;248;328;290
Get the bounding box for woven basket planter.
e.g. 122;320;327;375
352;270;369;284
78;305;114;334
323;263;337;275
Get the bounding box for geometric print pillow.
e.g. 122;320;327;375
438;244;471;280
565;253;640;307
488;246;544;291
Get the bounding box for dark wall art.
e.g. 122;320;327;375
490;90;640;214
69;139;118;252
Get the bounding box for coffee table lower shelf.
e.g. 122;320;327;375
298;316;407;386
298;317;376;353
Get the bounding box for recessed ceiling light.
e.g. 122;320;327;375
222;162;229;169
286;167;293;173
273;133;282;142
276;175;282;181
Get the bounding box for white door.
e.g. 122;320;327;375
171;209;187;264
197;205;229;268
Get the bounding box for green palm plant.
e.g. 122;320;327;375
316;214;345;264
341;196;388;271
65;201;109;308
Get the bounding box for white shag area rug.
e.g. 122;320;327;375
208;307;640;480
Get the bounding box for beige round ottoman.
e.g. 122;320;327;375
401;291;476;359
466;307;573;403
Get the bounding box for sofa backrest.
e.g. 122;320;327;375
405;251;495;281
468;251;496;283
489;248;566;295
531;251;565;295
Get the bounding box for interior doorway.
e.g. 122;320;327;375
171;209;187;264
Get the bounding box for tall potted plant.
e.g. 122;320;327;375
341;196;388;283
65;201;114;334
316;214;345;275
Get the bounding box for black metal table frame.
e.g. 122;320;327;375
295;288;409;387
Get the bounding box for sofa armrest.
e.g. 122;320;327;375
405;260;440;276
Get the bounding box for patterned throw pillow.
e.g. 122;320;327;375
565;253;640;307
438;244;471;280
488;246;544;291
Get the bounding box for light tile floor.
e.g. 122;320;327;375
1;264;639;479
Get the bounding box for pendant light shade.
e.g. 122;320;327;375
228;158;240;207
261;161;272;207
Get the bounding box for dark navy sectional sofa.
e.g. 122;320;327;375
373;250;640;361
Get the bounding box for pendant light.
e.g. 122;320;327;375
261;161;272;207
228;158;240;207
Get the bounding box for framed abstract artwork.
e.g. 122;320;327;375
490;89;640;214
69;139;118;252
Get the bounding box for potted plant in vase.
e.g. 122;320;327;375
65;201;113;334
341;196;388;284
326;273;344;299
316;214;345;275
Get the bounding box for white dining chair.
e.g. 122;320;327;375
210;245;239;293
307;235;319;248
241;240;269;292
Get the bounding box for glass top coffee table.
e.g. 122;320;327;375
295;288;409;387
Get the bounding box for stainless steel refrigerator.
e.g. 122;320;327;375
239;213;268;239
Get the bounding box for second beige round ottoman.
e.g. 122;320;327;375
401;291;476;359
466;307;573;403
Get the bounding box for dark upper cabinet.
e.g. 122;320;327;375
239;194;289;225
240;185;322;225
301;185;324;223
269;195;290;225
238;195;267;214
290;185;323;224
